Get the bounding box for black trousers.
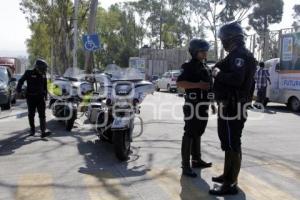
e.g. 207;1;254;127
181;102;209;167
27;95;46;132
183;103;209;137
217;103;247;152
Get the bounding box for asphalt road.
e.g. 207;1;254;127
0;92;299;200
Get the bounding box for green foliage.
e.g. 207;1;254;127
293;4;300;29
21;0;89;73
21;0;287;69
126;0;193;49
188;0;255;59
26;21;51;65
248;0;284;33
93;5;141;68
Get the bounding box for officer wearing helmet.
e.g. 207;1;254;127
177;39;213;178
209;22;256;195
17;59;50;138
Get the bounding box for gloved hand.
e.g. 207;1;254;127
212;67;221;78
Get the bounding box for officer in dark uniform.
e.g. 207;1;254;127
177;39;213;178
209;22;256;195
16;59;50;138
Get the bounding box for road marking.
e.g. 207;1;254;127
16;173;53;200
83;171;130;200
209;164;298;200
147;168;213;200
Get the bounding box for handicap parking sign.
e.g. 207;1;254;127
82;34;101;51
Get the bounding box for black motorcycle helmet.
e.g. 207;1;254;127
35;59;48;74
218;22;245;51
188;39;210;58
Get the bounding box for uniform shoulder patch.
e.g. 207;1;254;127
234;58;245;68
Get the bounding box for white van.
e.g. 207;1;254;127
263;58;300;112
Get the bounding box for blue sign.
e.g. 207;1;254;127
82;34;101;51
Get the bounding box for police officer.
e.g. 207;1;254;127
209;22;256;195
17;59;50;138
177;39;213;178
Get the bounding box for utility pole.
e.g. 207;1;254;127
159;0;163;49
73;0;79;69
50;0;54;79
84;0;98;74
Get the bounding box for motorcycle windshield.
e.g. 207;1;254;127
49;67;93;98
104;64;144;81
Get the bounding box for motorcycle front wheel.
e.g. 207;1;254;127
113;130;131;161
66;109;77;132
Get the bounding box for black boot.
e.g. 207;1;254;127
227;150;242;185
182;167;197;178
41;132;51;138
212;151;231;183
28;116;35;136
192;159;212;168
181;135;197;178
212;174;224;184
40;118;50;138
191;137;212;168
209;183;238;196
40;118;46;133
210;151;241;196
29;128;35;136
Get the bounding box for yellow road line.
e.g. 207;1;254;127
16;174;53;200
83;171;130;200
209;164;298;200
148;168;213;200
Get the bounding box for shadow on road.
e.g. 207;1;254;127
46;118;151;198
0;129;40;156
265;105;300;116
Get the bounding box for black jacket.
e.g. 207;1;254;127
16;69;47;98
177;59;212;101
213;46;256;102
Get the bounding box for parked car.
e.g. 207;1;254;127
0;66;17;110
150;75;159;83
156;70;181;92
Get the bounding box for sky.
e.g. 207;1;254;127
0;0;299;57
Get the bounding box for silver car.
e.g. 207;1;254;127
0;66;17;110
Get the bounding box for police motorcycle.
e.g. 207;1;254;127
86;64;155;161
49;68;93;131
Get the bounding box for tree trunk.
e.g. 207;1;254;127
159;0;163;49
214;30;219;60
84;0;98;74
262;15;269;61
